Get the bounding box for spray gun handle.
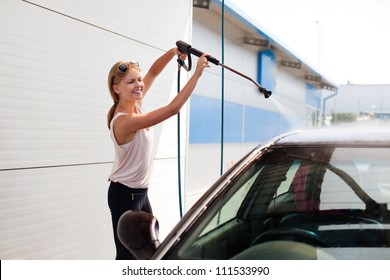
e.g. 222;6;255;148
176;40;191;55
176;40;192;71
176;40;220;69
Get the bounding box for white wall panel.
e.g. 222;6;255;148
0;164;114;259
24;0;190;50
148;158;183;239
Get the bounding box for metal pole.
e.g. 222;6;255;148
220;0;225;176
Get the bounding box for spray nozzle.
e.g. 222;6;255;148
261;88;272;98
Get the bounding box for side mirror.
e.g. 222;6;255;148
117;210;160;260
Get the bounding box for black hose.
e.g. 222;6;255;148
177;63;183;218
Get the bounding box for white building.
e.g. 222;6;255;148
0;0;336;259
325;83;390;122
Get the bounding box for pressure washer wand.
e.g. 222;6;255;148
176;40;272;98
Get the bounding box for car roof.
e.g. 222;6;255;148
272;128;390;147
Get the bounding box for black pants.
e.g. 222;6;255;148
107;181;153;260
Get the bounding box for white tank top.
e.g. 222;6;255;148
108;112;154;189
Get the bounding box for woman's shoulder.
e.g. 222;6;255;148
110;112;129;128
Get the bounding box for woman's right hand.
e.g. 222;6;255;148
194;53;210;77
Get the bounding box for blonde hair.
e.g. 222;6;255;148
107;61;141;129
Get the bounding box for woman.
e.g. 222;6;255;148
107;46;209;259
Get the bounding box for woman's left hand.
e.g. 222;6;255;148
175;48;187;61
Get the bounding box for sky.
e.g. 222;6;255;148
229;0;390;85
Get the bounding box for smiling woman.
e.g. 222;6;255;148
105;46;210;260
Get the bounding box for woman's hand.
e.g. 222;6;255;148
194;53;210;77
175;47;187;62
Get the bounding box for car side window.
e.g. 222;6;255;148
275;160;300;196
200;169;261;236
268;160;302;213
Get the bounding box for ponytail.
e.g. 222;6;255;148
107;62;121;130
107;101;118;129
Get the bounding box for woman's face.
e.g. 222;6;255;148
113;68;144;102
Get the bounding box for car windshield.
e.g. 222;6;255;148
170;146;390;260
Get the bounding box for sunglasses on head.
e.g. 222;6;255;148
117;61;139;73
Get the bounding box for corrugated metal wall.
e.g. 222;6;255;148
0;0;192;259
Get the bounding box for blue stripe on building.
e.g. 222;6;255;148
189;95;291;144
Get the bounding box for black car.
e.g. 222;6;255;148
118;129;390;259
